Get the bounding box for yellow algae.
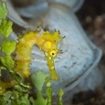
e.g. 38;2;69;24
0;80;18;95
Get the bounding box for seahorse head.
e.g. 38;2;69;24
41;31;62;57
40;31;62;80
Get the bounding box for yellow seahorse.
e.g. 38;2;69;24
14;29;62;80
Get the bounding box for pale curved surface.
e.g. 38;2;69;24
30;4;102;92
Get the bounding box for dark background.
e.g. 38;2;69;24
71;0;105;104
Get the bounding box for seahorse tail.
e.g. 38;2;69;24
14;60;31;77
14;31;36;78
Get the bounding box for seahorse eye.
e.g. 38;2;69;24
50;50;57;57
